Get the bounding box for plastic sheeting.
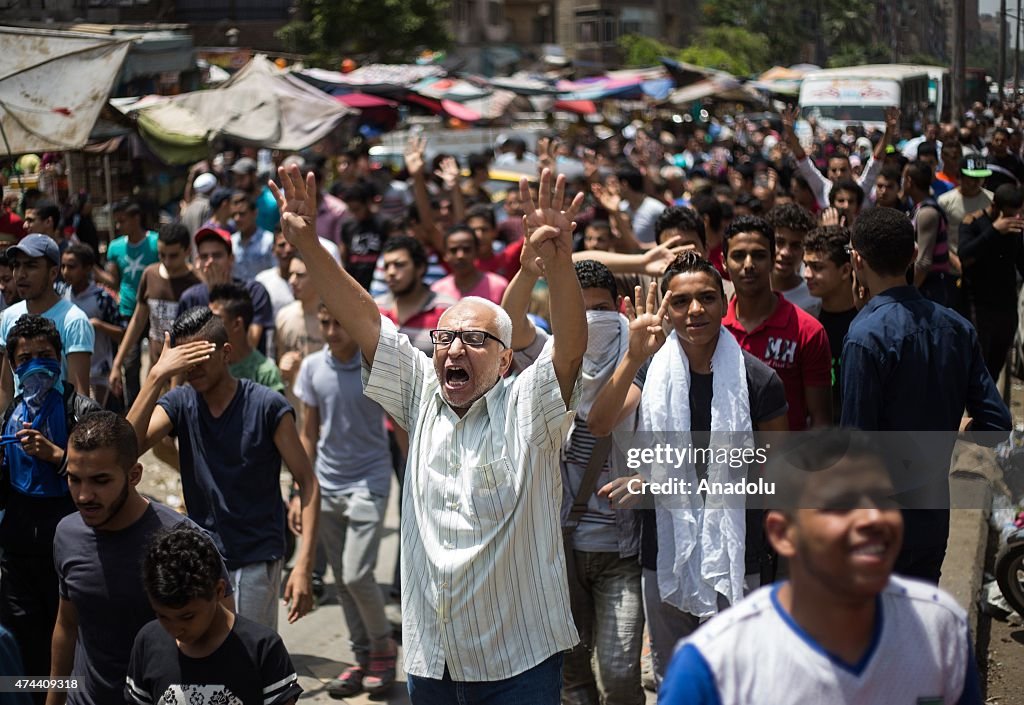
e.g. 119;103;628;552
115;55;355;163
0;27;131;155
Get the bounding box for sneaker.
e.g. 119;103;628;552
363;638;398;695
311;575;326;606
326;665;364;699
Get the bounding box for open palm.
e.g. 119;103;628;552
624;283;668;360
269;165;318;248
520;168;583;260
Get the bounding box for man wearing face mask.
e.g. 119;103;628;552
503;257;645;705
0;315;99;700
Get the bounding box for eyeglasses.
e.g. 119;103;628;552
844;243;855;256
430;329;507;348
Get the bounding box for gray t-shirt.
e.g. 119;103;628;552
55;501;231;705
292;347;392;497
621;196;668;244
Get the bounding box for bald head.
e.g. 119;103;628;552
440;297;513;348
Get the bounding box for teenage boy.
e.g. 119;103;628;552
765;203;820;316
178;227;274;354
101;201;158;405
49;411;232;705
209;283;285;394
904;161;955;307
61;244;123;406
295;303;396;697
110;224;200;398
587;254;789;684
660;428;982;705
0;316;99;699
720;215;832;430
0;251;21;308
842;206;1012;583
126;526;302;705
0;234;93;412
802;226;858;422
429;226;509;304
127;307;320;629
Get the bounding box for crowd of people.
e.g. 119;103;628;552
0;96;1019;704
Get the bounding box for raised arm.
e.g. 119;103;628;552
270;166;383;365
405;136;445;254
501;235;543;352
521;169;587;406
573;235;687;276
587;283;667;436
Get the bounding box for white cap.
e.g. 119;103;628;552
192;173;217;195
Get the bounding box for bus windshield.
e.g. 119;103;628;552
801;105;886;123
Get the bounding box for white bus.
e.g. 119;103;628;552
798;64;949;132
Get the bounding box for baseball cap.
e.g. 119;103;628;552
961;155;993;178
9;233;60;265
209;188;233;209
194;226;232;251
193;173;217;195
231;157;257;175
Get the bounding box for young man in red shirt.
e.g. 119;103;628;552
721;215;832;430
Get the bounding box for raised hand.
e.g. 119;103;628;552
434;155;460;191
642;235;691;276
819;207;844;228
149;332;217;383
591;180;621;213
520;168;584;262
781;105;800;135
404;134;427;177
884;106;901;134
766;167;779;193
269;165;318;249
537;136;559;174
624;282;668;361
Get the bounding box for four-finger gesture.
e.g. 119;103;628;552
269;165;318;249
537;136;559;174
520;168;584;262
624;282;668;361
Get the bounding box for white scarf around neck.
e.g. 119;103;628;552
639;326;752;618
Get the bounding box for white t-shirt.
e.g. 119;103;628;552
938;188;994;252
660;576;978;705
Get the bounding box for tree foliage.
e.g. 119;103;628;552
619;26;770;76
277;0;452;66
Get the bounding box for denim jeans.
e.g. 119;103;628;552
408;653;564;705
562;550;644;705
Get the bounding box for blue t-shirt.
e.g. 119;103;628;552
107;232;159;317
157;379;292;568
256;185;280;232
0;298;94;396
293;347;392;496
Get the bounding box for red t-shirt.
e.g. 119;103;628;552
0;210;23;246
478;239;523;280
723;293;831;430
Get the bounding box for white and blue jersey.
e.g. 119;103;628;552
660;575;982;705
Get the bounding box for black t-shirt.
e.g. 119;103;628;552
341;216;387;291
55;502;231;705
633;349;788;572
986;153;1024;191
817;307;859;423
125;615;302;705
157;379;292;569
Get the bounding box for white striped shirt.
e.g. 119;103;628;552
362;317;581;681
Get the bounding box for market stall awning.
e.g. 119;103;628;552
0;26;132;155
115;55;356;163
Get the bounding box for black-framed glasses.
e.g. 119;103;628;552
430;329;507;348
